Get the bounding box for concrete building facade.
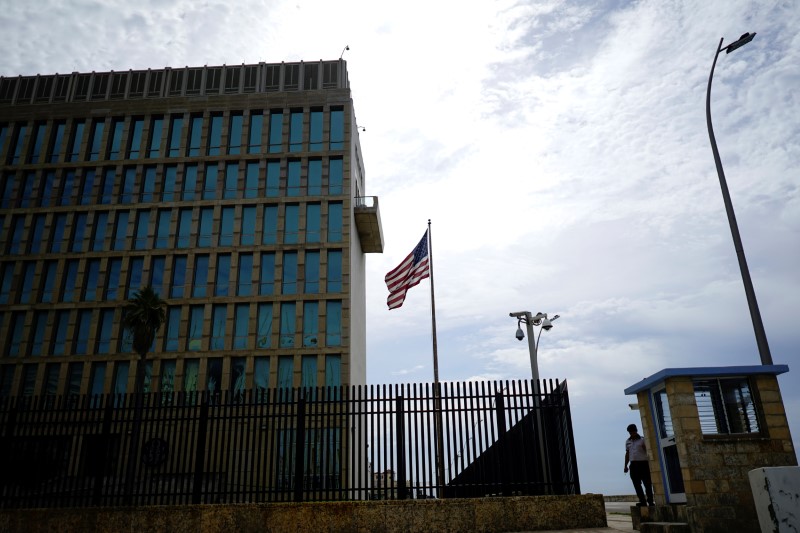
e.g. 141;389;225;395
0;61;383;400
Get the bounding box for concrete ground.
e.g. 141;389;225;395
517;500;638;533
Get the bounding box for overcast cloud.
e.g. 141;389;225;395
1;0;797;495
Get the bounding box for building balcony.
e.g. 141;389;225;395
354;196;384;253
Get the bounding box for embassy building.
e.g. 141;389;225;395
0;61;383;400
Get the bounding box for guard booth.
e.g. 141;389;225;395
625;365;796;533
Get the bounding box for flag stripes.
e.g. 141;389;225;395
385;231;429;309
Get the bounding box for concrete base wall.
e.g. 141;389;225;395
0;494;605;533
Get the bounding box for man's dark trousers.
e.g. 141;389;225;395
629;460;654;505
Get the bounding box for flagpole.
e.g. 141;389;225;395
427;219;445;495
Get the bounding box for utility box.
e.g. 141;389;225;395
625;365;796;533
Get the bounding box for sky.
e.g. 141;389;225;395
1;0;797;496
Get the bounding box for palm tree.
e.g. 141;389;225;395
122;286;166;393
122;286;165;502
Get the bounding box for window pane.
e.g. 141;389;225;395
280;302;296;348
233;304;249;349
285;204;299;244
88;121;104;161
162;165;177;201
245;162;259;199
237;253;253;296
67;122;83;162
184;359;200;392
74;310;92;354
164;307;180;352
260;252;275;295
120;167;135;203
113;211;129;250
127;118;143;159
215;254;231;296
99;169;114;204
287;160;301;196
278;356;293;389
31;311;47;356
91;211;108;251
230;357;246;399
308;159;322;195
141;166;156;202
187;116;203;156
302;355;317;390
177;208;192;247
228;113;243;155
326;300;342;346
134;210;150;250
84;259;101;302
219;207;234;246
248;113;263;154
303;301;319;347
282;252;297;295
171;256;186;298
305;251;320;293
306;203;321;243
265;160;280;197
150;256;165;294
208;115;222;155
241;206;256;245
325;355;341;388
97;309;114;354
327;202;342;242
198;207;213;247
106;258;122;300
155;209;172;249
309;110;323;151
211;305;227;350
182;164;197;200
193;255;209;297
188;305;204;351
203;163;217;200
168;115;184;157
257;303;272;349
224;163;238;199
254;357;269;396
330;108;344;150
329;157;343;194
127;257;144;298
262;205;278;244
108;119;123;160
289;110;303;152
268;112;282;153
80;170;95;205
148;116;163;158
62;259;79;302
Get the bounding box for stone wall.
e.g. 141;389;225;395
0;494;606;533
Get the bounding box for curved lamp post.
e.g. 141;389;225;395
509;311;560;382
706;32;772;365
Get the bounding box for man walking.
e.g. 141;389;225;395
624;423;654;506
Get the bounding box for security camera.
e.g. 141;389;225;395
541;318;553;331
515;327;525;341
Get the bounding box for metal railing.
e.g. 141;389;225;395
0;379;579;508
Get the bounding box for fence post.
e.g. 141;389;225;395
495;391;511;496
192;399;210;504
396;395;407;499
92;397;115;506
293;395;306;502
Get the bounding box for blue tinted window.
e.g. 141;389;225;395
278;356;293;389
254;356;269;394
30;214;45;253
127;257;144;298
187;116;202;156
329;157;343;194
289;110;303;152
150;256;165;294
237;253;253;296
182;164;197;200
51;213;67;252
188;305;204;351
262;205;278;244
330;108;344;150
197;207;213;247
19;172;35;208
168;115;184;157
63;260;79;302
228;113;243;155
90;362;106;396
7;312;25;357
164;307;180;352
309;110;323;151
148;117;163;158
84;259;100;302
120;167;135;203
8;215;24;254
75;310;92;354
40;261;57;303
280;302;296;348
257;303;272;349
91;211;108;251
106;258;122;300
241;206;256;245
305;251;320;293
67;362;83;394
215;254;230;296
203;163;217;200
245;162;259;199
80;170;95;205
9;125;27;165
50;121;66;163
282;252;297;295
327;202;342;242
162;165;177;201
326;300;342;346
308;159;322;195
234;304;249;349
208;115;222;155
134;210;150;250
285;204;299;244
306;203;321;243
211;304;227;350
19;262;35;303
171;256;186;298
141;166;156;202
268;112;282;153
266;160;280;197
60;170;75;205
71;213;87;252
301;355;317;392
0;263;12;304
260;252;275;295
41;171;56;206
28;124;45;163
88;121;104;161
53;310;70;355
113;361;129;396
155;209;171;249
0;174;13;208
112;211;129;250
193;255;209;297
31;311;47;356
325;355;341;388
177;208;192;247
128;118;143;159
248;113;263;154
219;207;234;246
303;302;319;347
99;169;114;204
327;250;342;292
224;163;238;199
108;119;123;159
287;160;301;196
44;363;60;395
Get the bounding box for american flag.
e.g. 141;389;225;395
385;231;430;310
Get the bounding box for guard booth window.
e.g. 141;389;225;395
693;378;760;435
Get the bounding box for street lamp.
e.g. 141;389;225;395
706;32;772;365
509;311;560;382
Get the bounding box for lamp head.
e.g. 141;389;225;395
541;318;553;331
515;326;525;341
725;32;756;54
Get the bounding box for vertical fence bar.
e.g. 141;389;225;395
192;399;209;504
494;388;510;497
395;394;406;500
293;395;306;502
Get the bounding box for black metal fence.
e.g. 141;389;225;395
0;379;579;508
